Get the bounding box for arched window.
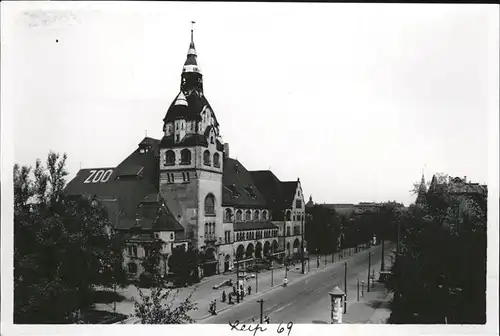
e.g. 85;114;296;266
262;210;267;220
204;194;215;216
203;150;211;166
253;210;259;220
213;153;220;168
165;150;175;166
245;210;251;221
224;208;233;222
180;149;191;165
236;210;242;221
285;210;291;221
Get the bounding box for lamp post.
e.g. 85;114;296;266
329;286;345;324
257;299;264;324
367;252;371;293
397;220;401;254
343;261;347;314
301;214;305;274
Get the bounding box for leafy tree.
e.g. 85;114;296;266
168;244;200;286
140;236;165;286
133;287;198;324
386;175;487;324
305;204;341;253
14;152;127;323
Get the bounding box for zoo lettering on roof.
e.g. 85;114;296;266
83;169;113;184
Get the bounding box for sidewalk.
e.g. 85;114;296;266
343;251;393;324
110;243;374;323
195;244;374;321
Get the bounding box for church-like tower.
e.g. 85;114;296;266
415;174;427;205
159;24;225;260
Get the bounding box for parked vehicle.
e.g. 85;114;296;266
213;278;233;289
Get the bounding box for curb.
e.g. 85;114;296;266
196;282;283;321
195;248;374;322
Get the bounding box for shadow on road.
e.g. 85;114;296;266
311;320;329;324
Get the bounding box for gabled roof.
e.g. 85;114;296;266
159;133;208;149
281;181;298;205
65;167;116;198
65;139;183;233
249;170;288;210
138;137;160;155
222;158;267;208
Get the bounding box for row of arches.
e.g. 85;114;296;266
234;239;300;260
163;149;221;168
225;208;268;222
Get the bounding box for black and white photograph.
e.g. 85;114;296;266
1;2;499;335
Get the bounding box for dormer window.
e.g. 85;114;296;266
165;150;175;166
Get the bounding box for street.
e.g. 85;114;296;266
202;243;390;324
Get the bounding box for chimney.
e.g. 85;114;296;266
464;176;467;183
224;143;230;158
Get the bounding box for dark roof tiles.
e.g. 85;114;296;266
222;158;267;207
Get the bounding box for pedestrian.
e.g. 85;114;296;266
233;285;237;294
264;316;270;324
247;285;252;296
228;293;233;304
283;277;288;287
222;290;226;303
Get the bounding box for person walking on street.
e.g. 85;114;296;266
247;285;252;296
264;316;270;324
222;290;226;303
283;277;288;287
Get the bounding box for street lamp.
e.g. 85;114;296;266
301;214;305;274
329;286;345;324
343;261;347;314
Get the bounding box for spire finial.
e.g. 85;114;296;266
191;21;196;44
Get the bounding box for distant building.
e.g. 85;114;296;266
306;197;394;217
65;26;305;280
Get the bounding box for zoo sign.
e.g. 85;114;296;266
83;169;113;184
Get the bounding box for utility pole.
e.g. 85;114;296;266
271;263;274;287
301;215;305;274
397;221;401;254
256;270;258;293
367;252;371;293
257;299;264;323
380;239;385;272
343;261;347;314
236;253;240;303
357;278;360;302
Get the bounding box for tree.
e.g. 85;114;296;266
305;205;341;253
168;244;200;286
140;236;165;286
386;176;487;324
133;286;198;324
14;152;127;323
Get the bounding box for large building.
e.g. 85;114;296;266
65;27;305;279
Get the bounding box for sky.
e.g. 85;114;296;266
2;2;499;206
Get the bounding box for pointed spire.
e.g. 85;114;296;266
416;172;427;205
183;21;201;74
